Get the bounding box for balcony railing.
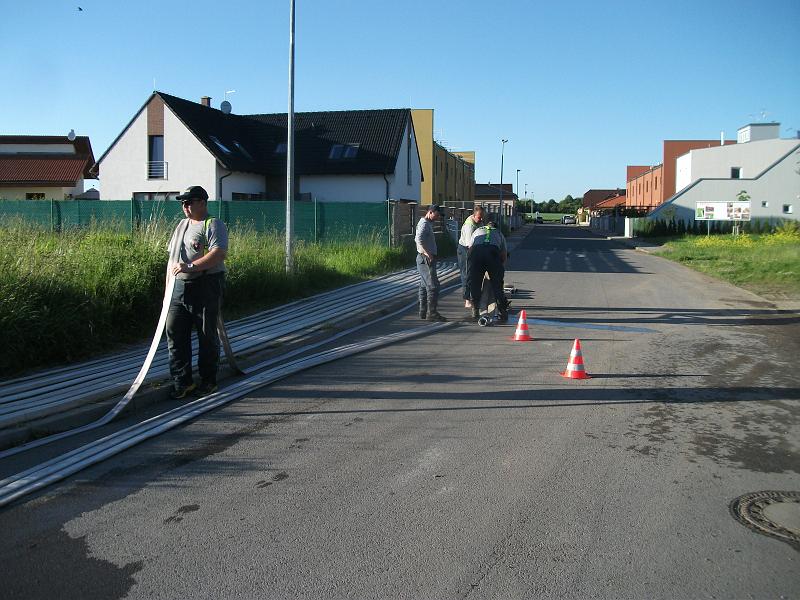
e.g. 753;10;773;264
147;161;168;179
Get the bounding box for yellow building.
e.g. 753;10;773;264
411;109;475;208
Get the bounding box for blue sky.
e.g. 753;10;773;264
1;0;798;201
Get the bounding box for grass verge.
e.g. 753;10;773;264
652;226;800;301
0;222;421;377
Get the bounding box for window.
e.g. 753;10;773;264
407;127;412;185
328;143;359;159
26;193;45;200
731;167;741;179
148;135;165;178
655;176;658;190
232;192;266;200
783;204;793;214
762;201;768;208
208;135;232;154
133;191;179;201
274;142;287;154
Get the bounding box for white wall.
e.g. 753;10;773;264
300;174;386;202
675;139;798;194
386;120;422;202
99;101;218;199
0;182;83;200
217;168;265;200
651;143;800;223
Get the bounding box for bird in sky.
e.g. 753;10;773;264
77;6;83;11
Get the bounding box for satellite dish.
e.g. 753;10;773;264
220;100;232;114
67;129;76;141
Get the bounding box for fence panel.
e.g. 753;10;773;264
0;199;396;244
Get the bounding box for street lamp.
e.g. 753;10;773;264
285;0;296;274
499;139;507;230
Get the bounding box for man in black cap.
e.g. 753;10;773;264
166;185;229;398
414;204;446;322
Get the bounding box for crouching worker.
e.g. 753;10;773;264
166;185;228;399
467;221;509;323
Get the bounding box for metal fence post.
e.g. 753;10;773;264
50;198;55;233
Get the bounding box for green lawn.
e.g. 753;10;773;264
0;222;422;377
652;229;800;301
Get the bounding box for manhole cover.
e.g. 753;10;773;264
730;491;800;549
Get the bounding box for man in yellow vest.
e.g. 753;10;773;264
166;186;229;398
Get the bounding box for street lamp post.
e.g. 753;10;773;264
285;0;296;274
499;139;507;230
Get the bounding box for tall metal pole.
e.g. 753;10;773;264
516;169;521;219
285;0;296;274
499;139;507;229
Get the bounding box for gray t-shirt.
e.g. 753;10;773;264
468;225;507;252
414;217;437;256
168;217;228;280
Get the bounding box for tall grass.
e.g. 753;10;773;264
0;222;417;377
653;225;800;300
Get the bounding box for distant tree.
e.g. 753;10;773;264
546;199;558;212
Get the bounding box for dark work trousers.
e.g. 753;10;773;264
166;273;225;387
457;244;471;300
416;253;440;312
468;244;505;312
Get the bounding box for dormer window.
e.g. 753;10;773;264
233;141;253;160
329;143;359;159
209;135;232;155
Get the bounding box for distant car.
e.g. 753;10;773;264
562;215;576;225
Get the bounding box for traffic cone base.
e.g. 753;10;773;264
511;309;533;342
561;338;591;379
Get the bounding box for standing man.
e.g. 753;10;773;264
166;185;229;398
458;205;485;309
468;221;509;323
415;204;446;322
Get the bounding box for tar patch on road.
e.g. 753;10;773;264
4;529;142;599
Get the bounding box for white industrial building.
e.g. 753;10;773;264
651;123;799;223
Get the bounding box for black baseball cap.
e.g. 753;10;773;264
176;185;209;201
428;204;444;215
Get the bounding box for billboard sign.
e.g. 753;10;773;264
695;201;751;221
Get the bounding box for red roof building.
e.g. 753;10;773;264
0;136;95;200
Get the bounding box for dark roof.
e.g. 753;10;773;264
475;183;517;200
0;136;95;184
97;92;415;177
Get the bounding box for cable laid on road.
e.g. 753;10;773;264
0;265;459;429
0;317;455;508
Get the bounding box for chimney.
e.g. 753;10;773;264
200;96;211;107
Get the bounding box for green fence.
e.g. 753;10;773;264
0;199;393;243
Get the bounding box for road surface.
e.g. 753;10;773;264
2;224;798;599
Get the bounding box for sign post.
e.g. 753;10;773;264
695;200;751;236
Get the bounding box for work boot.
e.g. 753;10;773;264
419;306;427;320
427;311;447;322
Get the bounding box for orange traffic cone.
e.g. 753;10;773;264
561;339;591;379
511;310;533;341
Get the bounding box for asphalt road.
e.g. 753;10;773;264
2;224;798;599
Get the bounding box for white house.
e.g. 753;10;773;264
652;123;799;223
0;136;95;200
95;92;423;203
